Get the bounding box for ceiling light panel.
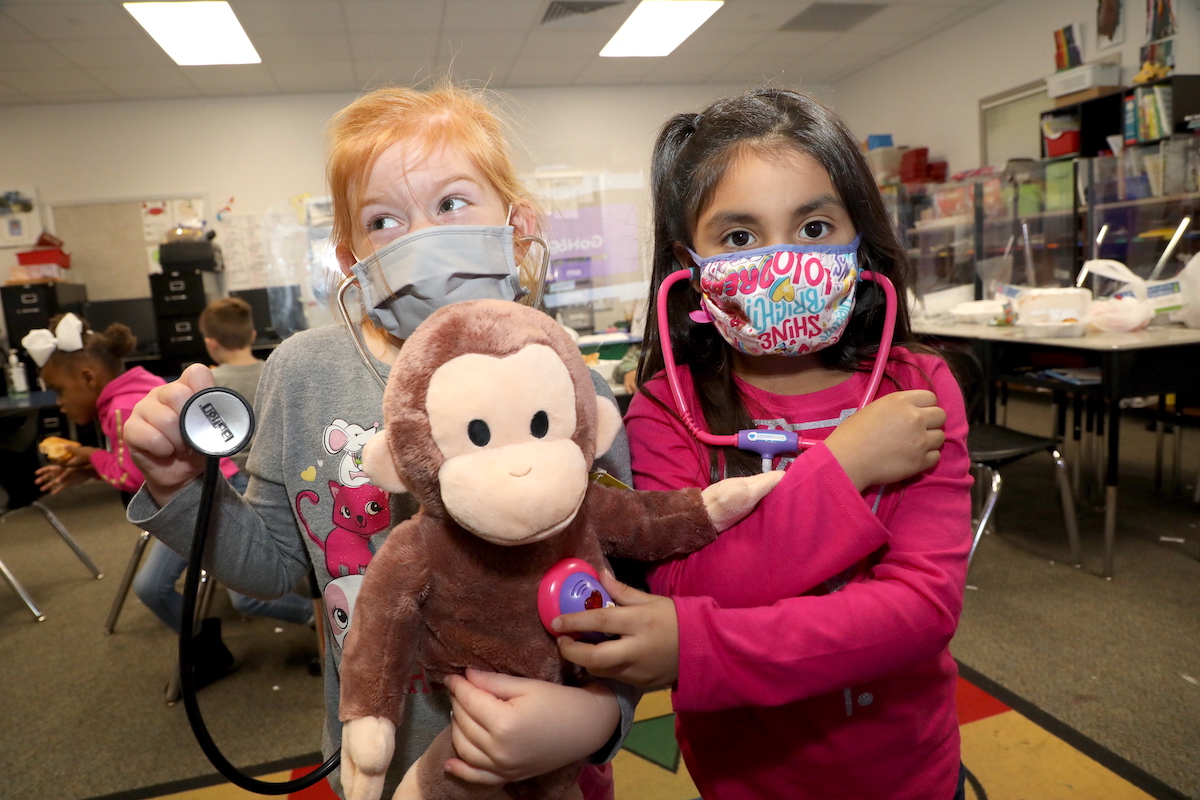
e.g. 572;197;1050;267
601;0;723;58
124;2;261;66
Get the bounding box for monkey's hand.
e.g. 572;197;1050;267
701;469;786;531
342;716;395;800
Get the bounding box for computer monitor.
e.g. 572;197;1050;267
82;297;159;356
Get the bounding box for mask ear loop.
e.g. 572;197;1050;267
336;274;388;390
519;235;551;310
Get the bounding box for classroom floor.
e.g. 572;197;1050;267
126;678;1164;800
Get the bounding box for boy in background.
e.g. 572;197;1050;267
199;297;263;493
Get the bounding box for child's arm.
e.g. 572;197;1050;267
125;361;313;599
634;357;972;711
91;407;147;493
442;670;621;784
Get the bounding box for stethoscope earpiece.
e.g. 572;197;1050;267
179;387;255;458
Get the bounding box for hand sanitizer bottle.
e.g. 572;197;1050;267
6;349;30;398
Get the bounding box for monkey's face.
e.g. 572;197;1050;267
427;343;589;545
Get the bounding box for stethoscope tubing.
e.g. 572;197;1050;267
180;458;340;793
656;266;898;457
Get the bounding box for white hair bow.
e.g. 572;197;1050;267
21;312;85;368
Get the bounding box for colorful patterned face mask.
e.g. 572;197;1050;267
688;235;862;357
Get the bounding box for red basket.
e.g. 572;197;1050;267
1044;130;1080;158
17;248;71;268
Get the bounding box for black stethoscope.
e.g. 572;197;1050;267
178;387;339;794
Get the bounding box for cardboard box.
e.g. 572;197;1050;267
1054;85;1124;108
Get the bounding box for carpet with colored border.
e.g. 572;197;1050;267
85;663;1189;800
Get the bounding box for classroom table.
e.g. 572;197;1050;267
915;320;1200;577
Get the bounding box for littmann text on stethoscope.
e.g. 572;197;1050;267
200;402;236;443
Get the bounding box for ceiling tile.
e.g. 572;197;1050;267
348;32;438;62
853;2;966;34
520;28;612;58
503;55;587;87
181;64;281;95
233;0;347;36
353;59;439;89
90;66;201;99
49;37;174;70
669;28;765;59
641;55;728;85
708;1;822;32
437;30;528;59
442;0;543;31
1;67;110;94
0;13;37;42
2;2;143;40
748;31;835;56
268;60;359;92
252;33;352;62
573;56;660;85
536;1;631;32
4;41;76;71
341;0;444;33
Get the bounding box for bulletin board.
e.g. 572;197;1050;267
48;196;204;302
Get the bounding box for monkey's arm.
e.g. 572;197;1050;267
338;520;430;800
593;470;783;562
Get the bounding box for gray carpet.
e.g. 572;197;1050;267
0;482;324;800
0;392;1197;800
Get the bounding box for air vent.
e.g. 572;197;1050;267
779;2;885;32
541;0;625;25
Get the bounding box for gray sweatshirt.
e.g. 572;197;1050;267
128;322;636;797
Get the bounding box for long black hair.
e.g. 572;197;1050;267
638;87;920;478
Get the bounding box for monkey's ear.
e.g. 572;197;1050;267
594;395;622;459
360;431;406;493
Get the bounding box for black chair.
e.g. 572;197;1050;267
944;350;1083;569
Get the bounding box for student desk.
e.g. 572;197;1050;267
915;320;1200;577
0;390;103;621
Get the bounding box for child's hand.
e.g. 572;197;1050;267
125;363;215;505
34;463;93;495
825;389;946;491
443;669;619;784
554;572;680;689
58;444;96;468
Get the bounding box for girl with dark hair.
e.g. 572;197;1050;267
555;88;974;799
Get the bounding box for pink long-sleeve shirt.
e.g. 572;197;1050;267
91;366;238;493
625;349;972;800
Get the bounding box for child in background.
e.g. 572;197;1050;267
199;296;265;492
124;84;637;800
554;87;973;800
132;296;313;654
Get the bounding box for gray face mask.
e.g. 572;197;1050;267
337;224;549;387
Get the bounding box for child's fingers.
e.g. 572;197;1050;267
596;570;654;606
459;668;529;702
442;757;505;786
445;672;505;732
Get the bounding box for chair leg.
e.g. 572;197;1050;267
0;555;45;622
1051;448;1083;568
969;466;1001;566
31;501;103;579
104;531;151;635
166;570;216;706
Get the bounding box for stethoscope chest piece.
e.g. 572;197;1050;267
180;387;255;458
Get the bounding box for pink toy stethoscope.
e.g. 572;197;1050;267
655;263;899;473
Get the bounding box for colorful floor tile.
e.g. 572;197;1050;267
105;669;1184;800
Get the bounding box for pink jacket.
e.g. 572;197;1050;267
91;367;238;492
625;350;972;800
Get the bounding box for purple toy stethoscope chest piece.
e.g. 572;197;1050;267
538;558;618;643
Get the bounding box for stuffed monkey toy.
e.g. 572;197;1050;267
339;299;783;800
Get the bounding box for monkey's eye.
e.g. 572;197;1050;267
340;506;351;519
365;501;382;515
468;419;491;447
530;410;549;438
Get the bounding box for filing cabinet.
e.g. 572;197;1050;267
1;281;88;389
149;269;223;358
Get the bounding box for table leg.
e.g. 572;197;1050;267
1154;394;1165;492
1071;392;1084;499
1103;397;1120;579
